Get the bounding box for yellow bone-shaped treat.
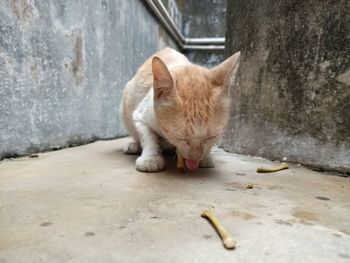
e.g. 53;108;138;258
177;151;185;169
256;162;289;173
201;210;237;249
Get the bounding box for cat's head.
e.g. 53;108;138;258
152;52;241;163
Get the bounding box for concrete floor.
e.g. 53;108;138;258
0;138;349;263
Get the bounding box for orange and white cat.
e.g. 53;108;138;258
121;47;240;172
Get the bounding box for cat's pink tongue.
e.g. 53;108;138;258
185;159;200;171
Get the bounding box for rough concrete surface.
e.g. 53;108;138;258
1;138;349;262
177;0;226;38
184;49;224;69
176;0;226;67
0;0;176;159
223;0;350;174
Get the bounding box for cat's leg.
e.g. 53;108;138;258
199;153;215;168
134;121;165;172
123;141;141;155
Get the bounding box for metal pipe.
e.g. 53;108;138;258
184;45;225;50
144;0;184;48
152;0;185;42
144;0;225;50
185;37;225;45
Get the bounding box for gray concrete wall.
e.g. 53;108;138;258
177;0;226;67
177;0;226;38
185;50;224;69
223;0;350;174
0;0;175;159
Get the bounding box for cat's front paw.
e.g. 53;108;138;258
136;155;165;172
199;155;215;168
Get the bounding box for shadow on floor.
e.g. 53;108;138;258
108;147;220;180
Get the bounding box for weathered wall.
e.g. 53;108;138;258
223;0;350;174
185;50;224;69
178;0;226;38
177;0;226;67
0;0;175;159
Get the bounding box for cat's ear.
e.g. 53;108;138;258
152;56;174;101
211;51;241;87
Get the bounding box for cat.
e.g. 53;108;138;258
121;47;240;172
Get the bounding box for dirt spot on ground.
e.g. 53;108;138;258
225;181;242;189
315;196;330;201
274;219;295;226
339;229;350;236
268;185;284;190
293;210;318;225
225;181;258;190
231;210;256;220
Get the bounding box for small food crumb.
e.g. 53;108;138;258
246;184;253;189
